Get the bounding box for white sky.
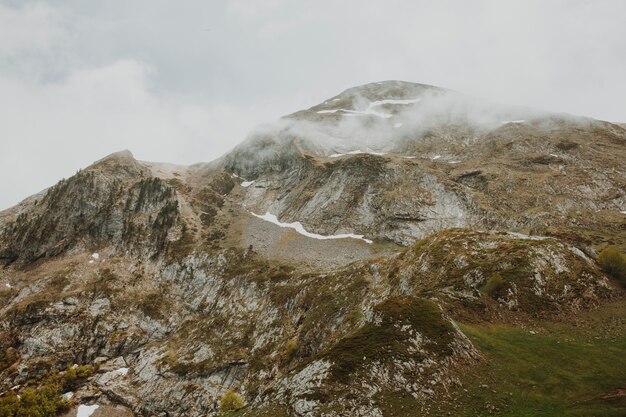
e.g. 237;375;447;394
1;0;625;209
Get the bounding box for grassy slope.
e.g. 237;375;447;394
435;299;626;417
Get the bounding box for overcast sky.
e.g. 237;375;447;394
1;0;625;209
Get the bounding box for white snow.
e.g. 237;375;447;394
4;283;11;288
91;253;99;260
501;120;525;124
621;211;626;215
77;405;99;417
251;212;372;244
549;153;559;157
317;97;420;119
448;160;461;164
402;156;416;159
232;173;240;179
241;181;255;188
88;260;94;264
394;123;403;128
111;367;129;377
369;98;422;107
61;392;74;400
329;150;386;158
431;155;441;160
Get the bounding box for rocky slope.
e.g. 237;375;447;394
0;81;625;417
225;81;625;249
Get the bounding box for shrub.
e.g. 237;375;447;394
0;364;93;417
137;291;166;319
0;384;69;417
285;338;298;360
0;348;17;372
55;364;95;392
220;390;245;411
597;246;626;285
483;273;506;298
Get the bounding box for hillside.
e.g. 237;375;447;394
0;81;625;417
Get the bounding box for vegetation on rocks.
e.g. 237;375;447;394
482;272;506;298
323;296;455;384
598;246;626;286
0;365;93;417
0;385;68;417
220;390;245;411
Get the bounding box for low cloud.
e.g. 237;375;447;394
0;59;278;209
1;0;625;209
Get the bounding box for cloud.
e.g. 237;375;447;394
1;0;625;209
0;59;279;208
0;2;64;56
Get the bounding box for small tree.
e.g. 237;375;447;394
220;389;245;412
597;246;626;285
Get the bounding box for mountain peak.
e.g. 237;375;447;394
95;149;135;163
336;80;446;100
87;149;148;179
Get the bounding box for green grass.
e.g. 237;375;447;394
437;300;626;417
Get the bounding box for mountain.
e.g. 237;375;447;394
1;81;625;417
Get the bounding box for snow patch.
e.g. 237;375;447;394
394;123;403;128
77;405;99;417
317;97;421;119
251;212;372;244
501;120;525;124
329;150;386;158
110;367;129;377
61;392;73;400
241;180;255;188
431;155;441;160
621;211;626;215
4;283;11;288
369;98;422;107
91;253;99;260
